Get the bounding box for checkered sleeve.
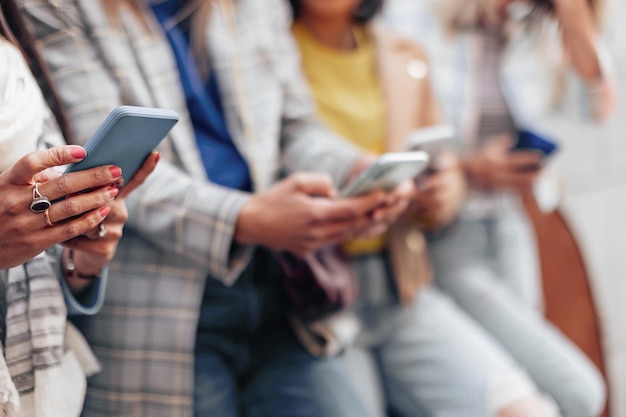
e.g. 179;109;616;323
22;0;253;284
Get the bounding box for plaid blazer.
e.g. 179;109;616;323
20;0;362;416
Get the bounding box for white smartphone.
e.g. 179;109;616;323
340;152;429;198
404;125;455;165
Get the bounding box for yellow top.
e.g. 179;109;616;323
292;22;386;255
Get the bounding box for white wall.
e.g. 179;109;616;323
549;1;626;414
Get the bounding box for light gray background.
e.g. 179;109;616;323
548;1;626;415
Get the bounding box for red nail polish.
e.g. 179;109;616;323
109;187;119;198
155;152;161;164
70;147;87;159
109;166;122;178
100;207;111;217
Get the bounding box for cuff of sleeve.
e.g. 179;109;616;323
59;268;108;316
208;190;254;286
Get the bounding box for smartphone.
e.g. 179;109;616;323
340;152;430;198
511;129;559;159
64;106;179;182
404;125;455;171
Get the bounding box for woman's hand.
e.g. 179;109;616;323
235;170;413;256
63;152;160;293
463;135;542;192
0;146;125;270
409;151;467;231
351;180;415;239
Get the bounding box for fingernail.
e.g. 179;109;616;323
155;152;161;164
109;166;122;178
108;187;119;198
114;178;125;189
71;147;87;159
100;207;111;217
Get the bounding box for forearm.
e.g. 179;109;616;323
123;160;252;281
555;0;603;80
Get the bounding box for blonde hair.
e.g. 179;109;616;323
103;0;215;78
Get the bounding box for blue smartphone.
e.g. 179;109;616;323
64;106;179;182
511;129;559;159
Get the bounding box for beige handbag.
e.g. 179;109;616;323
387;217;432;304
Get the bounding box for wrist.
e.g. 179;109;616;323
234;197;261;246
63;249;104;293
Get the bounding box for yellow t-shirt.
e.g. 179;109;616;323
292;23;386;255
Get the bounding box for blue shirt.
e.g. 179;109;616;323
151;0;252;191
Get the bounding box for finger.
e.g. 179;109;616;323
38;165;123;201
387;181;415;202
507;152;543;169
498;171;540;188
288;172;337;198
8;146;87;184
353;222;389;240
65;225;121;255
97;200;129;224
118;152;160;199
47;186;118;224
371;199;410;223
38;206;111;247
64;238;116;257
31;168;62;184
306;218;363;245
432;149;458;170
316;191;387;222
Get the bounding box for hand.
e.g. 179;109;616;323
409;151;467;231
0;146;125;270
342;156;415;238
235;172;394;255
63;152;160;293
351;180;415;239
463;135;542;192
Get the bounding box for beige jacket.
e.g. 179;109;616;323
374;26;442;303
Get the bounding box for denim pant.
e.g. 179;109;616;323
193;249;370;417
428;207;606;417
345;254;535;417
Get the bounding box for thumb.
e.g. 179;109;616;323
287;172;337;198
118;151;160;199
8;146;87;184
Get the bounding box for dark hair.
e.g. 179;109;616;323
288;0;384;24
0;0;73;143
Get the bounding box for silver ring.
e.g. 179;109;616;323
30;182;52;213
97;223;107;238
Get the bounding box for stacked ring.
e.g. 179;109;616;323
30;182;52;213
43;210;54;227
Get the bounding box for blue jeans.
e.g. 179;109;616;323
428;210;606;417
194;249;369;417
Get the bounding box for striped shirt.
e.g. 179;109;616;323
476;28;516;146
